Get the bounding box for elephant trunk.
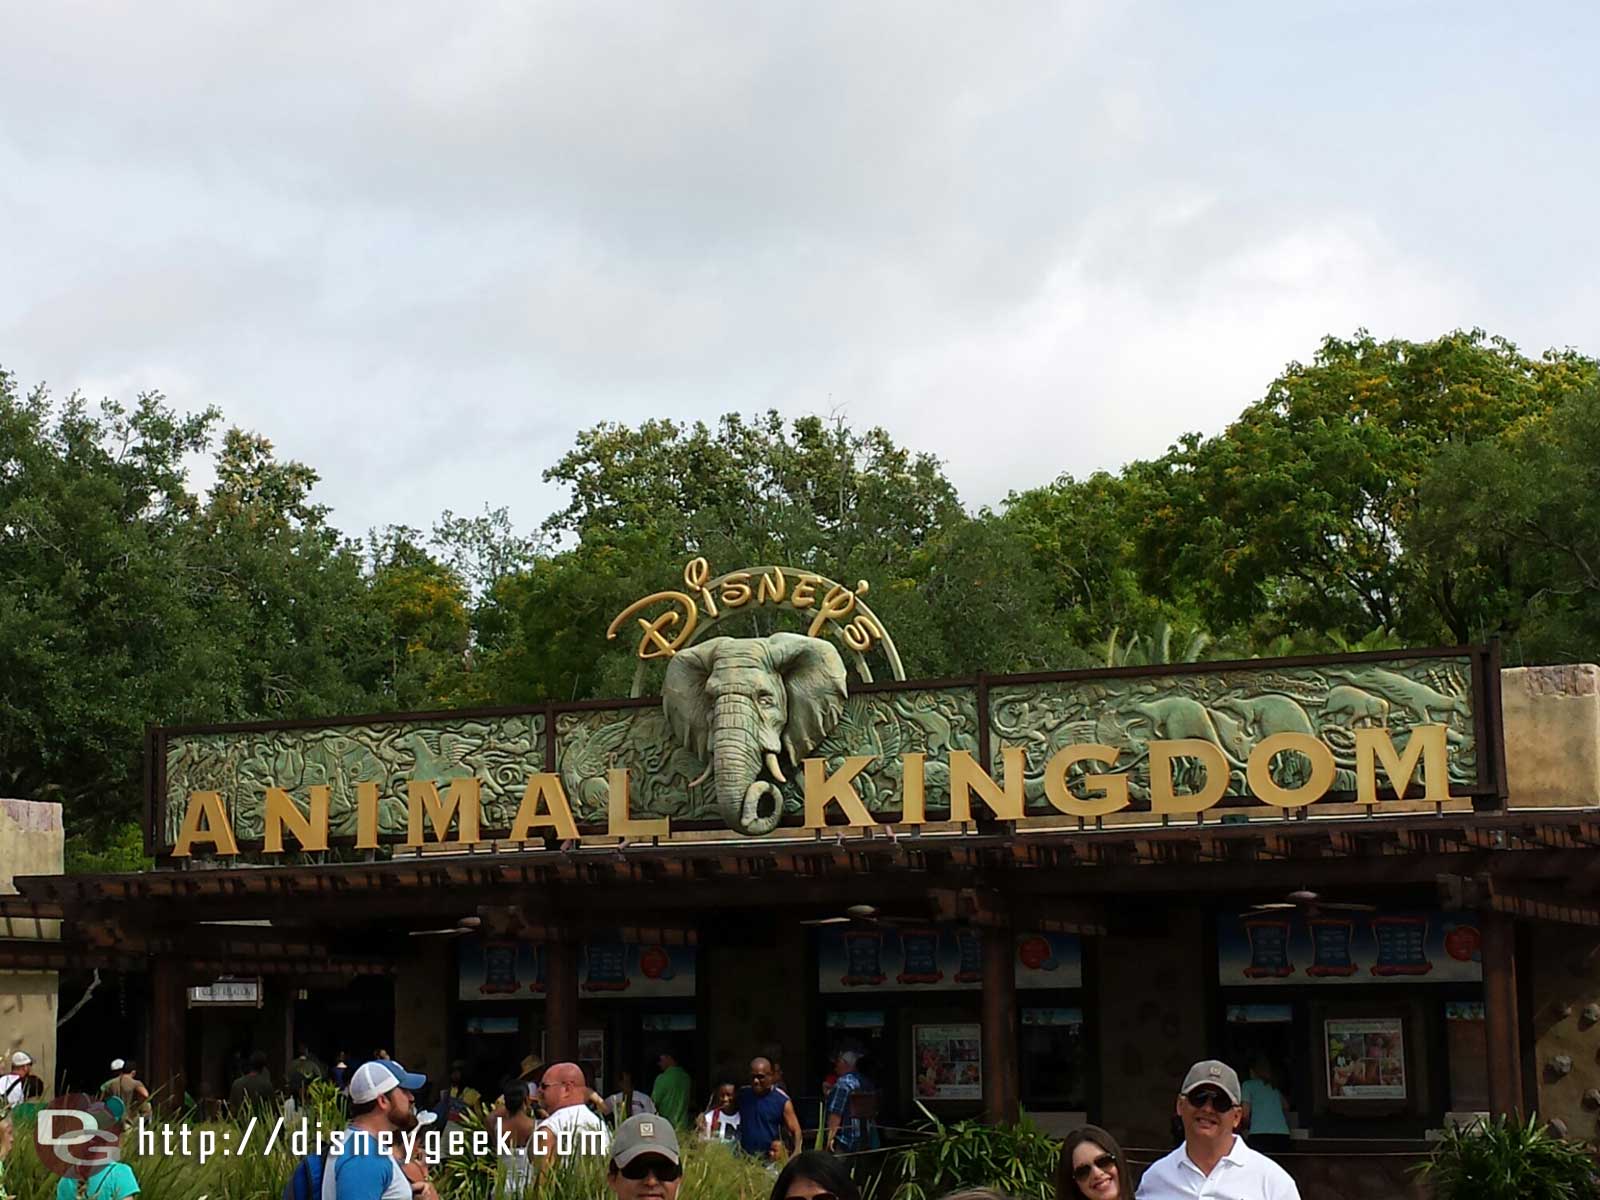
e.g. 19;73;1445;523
711;693;782;836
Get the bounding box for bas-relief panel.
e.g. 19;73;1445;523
162;714;545;845
991;656;1479;811
554;688;981;823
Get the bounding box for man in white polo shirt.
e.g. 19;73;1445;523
1135;1060;1300;1199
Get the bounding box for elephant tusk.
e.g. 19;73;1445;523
688;764;712;789
764;752;787;784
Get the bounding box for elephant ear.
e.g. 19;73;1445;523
662;638;725;761
765;632;849;765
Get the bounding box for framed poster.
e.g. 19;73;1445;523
913;1023;982;1100
1325;1018;1406;1099
578;1028;605;1092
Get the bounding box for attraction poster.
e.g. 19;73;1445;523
1216;909;1481;986
458;938;696;1000
914;1023;982;1100
816;927;1081;993
1325;1018;1406;1099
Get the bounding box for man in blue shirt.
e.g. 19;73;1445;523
325;1059;436;1200
735;1057;801;1160
824;1050;875;1154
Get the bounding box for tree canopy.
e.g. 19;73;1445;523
4;326;1598;868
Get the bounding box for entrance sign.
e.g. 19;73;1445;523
151;609;1500;858
187;977;261;1007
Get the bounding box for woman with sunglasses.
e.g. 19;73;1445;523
1058;1126;1132;1200
1134;1060;1300;1199
768;1150;861;1200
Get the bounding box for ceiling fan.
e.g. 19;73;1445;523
407;916;484;938
799;904;923;928
1246;888;1377;916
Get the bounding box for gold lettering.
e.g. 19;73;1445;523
1149;739;1228;814
606;591;699;659
843;612;883;653
802;756;876;828
607;768;670;838
683;557;719;618
899;752;927;824
510;774;580;841
949;748;1026;822
790;574;820;610
756;568;787;605
355;781;380;849
172;791;241;857
1356;725;1449;806
1247;733;1336;809
264;786;330;853
807;583;858;637
720;572;753;608
1042;744;1130;818
406;778;482;846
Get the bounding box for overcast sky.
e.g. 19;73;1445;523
3;2;1596;539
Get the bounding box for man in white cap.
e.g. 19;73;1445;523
1135;1059;1300;1199
324;1058;436;1200
607;1113;682;1200
823;1048;874;1153
0;1051;32;1106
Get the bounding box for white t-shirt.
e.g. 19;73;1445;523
0;1072;27;1105
698;1107;741;1143
1135;1136;1300;1200
535;1102;611;1160
605;1090;656;1117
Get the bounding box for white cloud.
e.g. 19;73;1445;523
1;1;1595;538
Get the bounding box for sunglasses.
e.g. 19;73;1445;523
1072;1153;1117;1182
787;1194;839;1200
620;1157;682;1182
1184;1088;1235;1113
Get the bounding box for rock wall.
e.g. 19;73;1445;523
1503;664;1600;808
1530;926;1600;1137
0;798;62;1090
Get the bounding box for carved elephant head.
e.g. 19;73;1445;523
661;633;849;835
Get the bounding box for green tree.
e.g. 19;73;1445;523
1133;330;1598;643
1408;381;1600;662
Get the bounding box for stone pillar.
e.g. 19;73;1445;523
1502;664;1600;808
545;939;578;1063
0;798;62;1091
1483;912;1524;1116
981;924;1018;1124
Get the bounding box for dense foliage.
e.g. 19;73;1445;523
887;1105;1060;1200
4;325;1598;868
1415;1115;1600;1200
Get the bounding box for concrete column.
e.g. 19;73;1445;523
981;925;1018;1124
1484;912;1524;1116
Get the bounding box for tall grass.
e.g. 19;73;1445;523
1;1102;779;1200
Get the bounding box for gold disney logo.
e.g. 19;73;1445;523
607;558;903;684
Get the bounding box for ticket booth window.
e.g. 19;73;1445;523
1020;1008;1087;1107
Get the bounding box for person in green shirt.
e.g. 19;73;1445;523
650;1052;691;1126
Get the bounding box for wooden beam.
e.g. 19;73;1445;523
980;923;1018;1125
1483;912;1524;1117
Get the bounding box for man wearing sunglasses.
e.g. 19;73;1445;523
607;1114;682;1200
1134;1060;1300;1199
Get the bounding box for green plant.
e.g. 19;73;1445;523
1415;1115;1600;1200
888;1104;1058;1200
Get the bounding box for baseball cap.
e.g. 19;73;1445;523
610;1114;680;1168
10;1051;32;1068
1179;1060;1241;1103
110;1059;125;1072
836;1049;860;1067
348;1059;427;1103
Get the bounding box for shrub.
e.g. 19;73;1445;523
888;1105;1058;1200
1415;1114;1600;1200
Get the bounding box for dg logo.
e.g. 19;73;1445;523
33;1094;124;1180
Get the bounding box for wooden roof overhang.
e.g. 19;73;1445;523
6;809;1597;974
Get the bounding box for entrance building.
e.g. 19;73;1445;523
7;562;1600;1190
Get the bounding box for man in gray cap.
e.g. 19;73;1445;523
607;1113;682;1200
1135;1059;1300;1199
